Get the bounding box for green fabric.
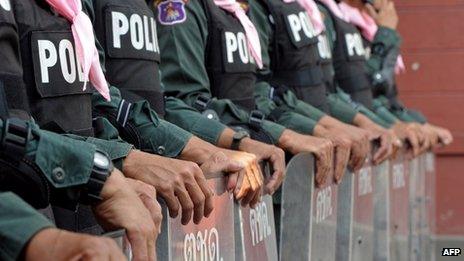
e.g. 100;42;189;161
156;0;285;143
0;119;97;189
82;0;192;157
254;83;319;134
165;96;227;145
250;0;324;134
335;89;391;128
365;26;401;75
372;98;400;126
0;192;54;261
327;93;358;124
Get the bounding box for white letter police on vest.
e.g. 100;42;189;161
225;31;254;64
111;11;160;53
287;12;316;43
37;39;84;84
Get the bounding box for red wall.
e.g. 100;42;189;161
395;0;464;235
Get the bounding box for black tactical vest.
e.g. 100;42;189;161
12;0;94;136
317;32;336;93
200;0;257;112
318;1;373;110
260;0;328;111
93;0;165;118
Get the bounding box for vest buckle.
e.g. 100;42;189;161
193;95;212;112
1;118;31;162
249;110;265;130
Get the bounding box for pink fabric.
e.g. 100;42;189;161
46;0;111;100
214;0;263;68
338;2;405;74
318;0;348;21
283;0;325;35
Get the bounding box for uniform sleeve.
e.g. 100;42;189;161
250;1;320;134
82;0;193;157
0;192;54;261
372;98;399;126
157;1;267;136
327;93;358;124
165;96;227;145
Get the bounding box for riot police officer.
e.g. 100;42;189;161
155;0;340;186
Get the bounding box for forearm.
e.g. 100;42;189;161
0;192;54;261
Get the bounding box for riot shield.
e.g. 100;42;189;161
389;151;410;261
409;156;422;261
280;152;338;261
235;162;278;261
373;159;390;261
351;157;375;261
157;174;235;261
424;152;436;260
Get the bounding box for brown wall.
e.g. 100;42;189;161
395;0;464;235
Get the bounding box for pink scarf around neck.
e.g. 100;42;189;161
283;0;325;35
214;0;263;68
45;0;111;100
337;1;405;74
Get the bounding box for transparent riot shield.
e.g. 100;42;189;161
157;174;235;261
424;152;436;260
235;163;278;261
336;168;354;261
351;157;375;261
235;194;278;261
389;151;410;261
409;156;422;261
373;159;390;261
280;152;338;261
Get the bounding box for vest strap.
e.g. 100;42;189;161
1;118;31;163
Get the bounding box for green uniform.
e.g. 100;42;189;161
0;192;54;261
82;0;192;157
250;0;365;130
250;0;324;134
156;0;289;143
0;0;130;193
317;3;396;127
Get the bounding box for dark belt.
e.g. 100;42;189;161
273;66;323;87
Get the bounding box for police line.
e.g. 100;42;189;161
109;149;436;261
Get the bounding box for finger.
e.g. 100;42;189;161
240;176;256;207
174;185;194;225
162;189;180;219
250;161;264;187
407;131;420;157
140;195;161;228
127;229;148;261
226;172;238;193
194;174;214;219
185;180;206;225
250;187;262;208
334;146;349;184
373;136;389;164
234;170;246;199
146;228;156;261
236;172;252;201
315;155;329;187
264;150;285;193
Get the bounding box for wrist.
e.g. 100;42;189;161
180;136;218;164
100;169;125;201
